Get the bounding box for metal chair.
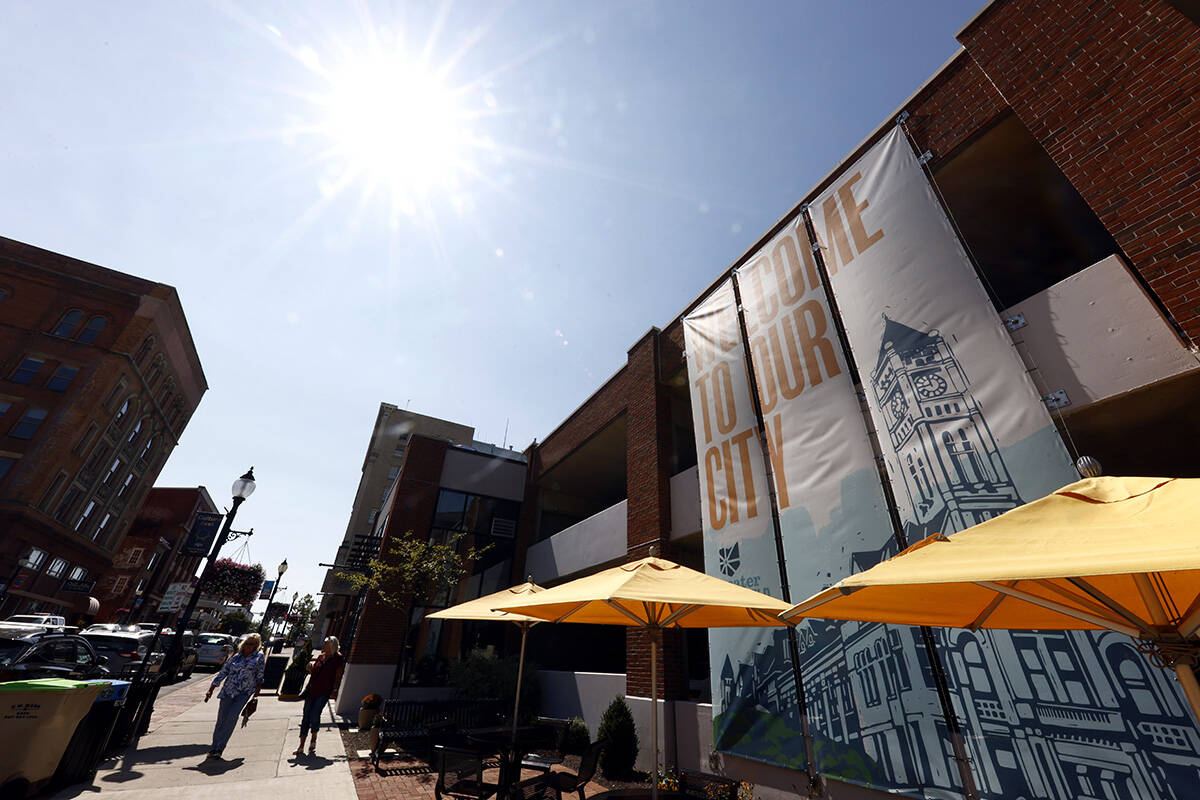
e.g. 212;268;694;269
433;744;500;800
545;739;604;800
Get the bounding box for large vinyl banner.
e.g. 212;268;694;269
682;279;801;770
810;127;1199;799
732;223;954;790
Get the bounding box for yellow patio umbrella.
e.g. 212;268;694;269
491;553;792;800
781;476;1200;720
427;580;545;743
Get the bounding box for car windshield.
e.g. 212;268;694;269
0;639;28;665
197;635;230;646
6;616;46;624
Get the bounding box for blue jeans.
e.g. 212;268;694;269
211;692;252;753
300;694;328;740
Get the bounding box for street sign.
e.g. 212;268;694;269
259;579;275;600
157;581;192;613
182;512;223;557
61;578;96;594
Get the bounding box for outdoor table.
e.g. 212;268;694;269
465;726;556;798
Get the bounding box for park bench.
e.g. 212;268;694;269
372;698;504;770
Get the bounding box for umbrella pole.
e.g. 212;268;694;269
511;622;529;746
1174;663;1200;723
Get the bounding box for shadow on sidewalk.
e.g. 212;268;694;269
102;743;211;770
183;757;245;776
289;754;340;771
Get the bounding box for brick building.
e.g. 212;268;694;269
96;487;218;622
0;237;207;619
331;3;1199;798
315;404;477;644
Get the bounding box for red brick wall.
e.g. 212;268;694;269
347;435;448;667
903;52;1010;169
958;0;1200;342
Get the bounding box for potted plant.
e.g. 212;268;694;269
359;693;383;730
279;639;312;698
367;712;384;752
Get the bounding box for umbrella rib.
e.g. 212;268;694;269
552;601;589;624
975;581;1142;637
1038;580;1134;622
661;604;700;627
1066;577;1156;637
1178;595;1200;640
604;599;650;627
749;607;786;626
966;585;1009;631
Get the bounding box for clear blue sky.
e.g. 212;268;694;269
0;1;981;611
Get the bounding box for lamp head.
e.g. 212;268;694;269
278;558;288;576
231;467;256;501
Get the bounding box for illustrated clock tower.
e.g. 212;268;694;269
870;317;1021;543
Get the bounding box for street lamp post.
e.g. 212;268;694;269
162;468;256;677
259;558;287;636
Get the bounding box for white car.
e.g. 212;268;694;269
6;614;66;628
195;633;236;669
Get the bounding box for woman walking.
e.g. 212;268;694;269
294;636;344;756
204;632;265;759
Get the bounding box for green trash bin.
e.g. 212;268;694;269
0;678;104;798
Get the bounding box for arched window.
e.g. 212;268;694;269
77;316;107;344
135;337;155;366
146;356;164;390
127;417;146;445
113;397;133;427
52;310;84;338
139;436;155;462
158;378;175;407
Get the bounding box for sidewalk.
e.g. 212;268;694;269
50;680;357;800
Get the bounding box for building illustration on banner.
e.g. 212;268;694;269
714;319;1200;799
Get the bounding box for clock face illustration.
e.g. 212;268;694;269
889;391;908;418
913;372;949;398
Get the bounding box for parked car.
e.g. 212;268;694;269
194;633;236;670
6;614;67;628
79;629;165;677
0;632;109;682
168;631;199;682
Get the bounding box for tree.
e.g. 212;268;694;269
285;593;316;643
217;610;253;636
338;531;487;679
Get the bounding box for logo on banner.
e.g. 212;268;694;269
717;543;740;576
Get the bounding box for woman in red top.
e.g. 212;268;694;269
294;636;344;756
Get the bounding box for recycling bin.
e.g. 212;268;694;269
109;672;163;748
0;679;105;798
52;680;130;787
263;654;288;691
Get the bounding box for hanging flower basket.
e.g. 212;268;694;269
201;559;266;606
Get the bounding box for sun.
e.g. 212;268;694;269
318;54;475;208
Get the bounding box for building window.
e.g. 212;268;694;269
51;310;84;338
0;456;14;481
145;551;160;571
135;337;154;366
45;365;79;392
10;357;45;385
367;509;378;526
54;486;81;521
75;500;97;532
111;575;129;595
24;548;48;569
127;418;144;444
104;381;125;411
117;473;136;499
126;547;145;566
134;578;146;594
67;566;87;581
84;444;111;476
387;467;400;481
113;398;131;427
76;316;107;344
104;458;123;484
10;408;48;440
73;423;98;456
0;401;9;418
95;513;114;540
37;473;66;511
46;558;68;579
139;437;155;461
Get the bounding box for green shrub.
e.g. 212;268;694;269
561;716;590;755
447;650;540;719
597;695;639;779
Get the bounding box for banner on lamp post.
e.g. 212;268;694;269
182;512;223;557
259;580;275;601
